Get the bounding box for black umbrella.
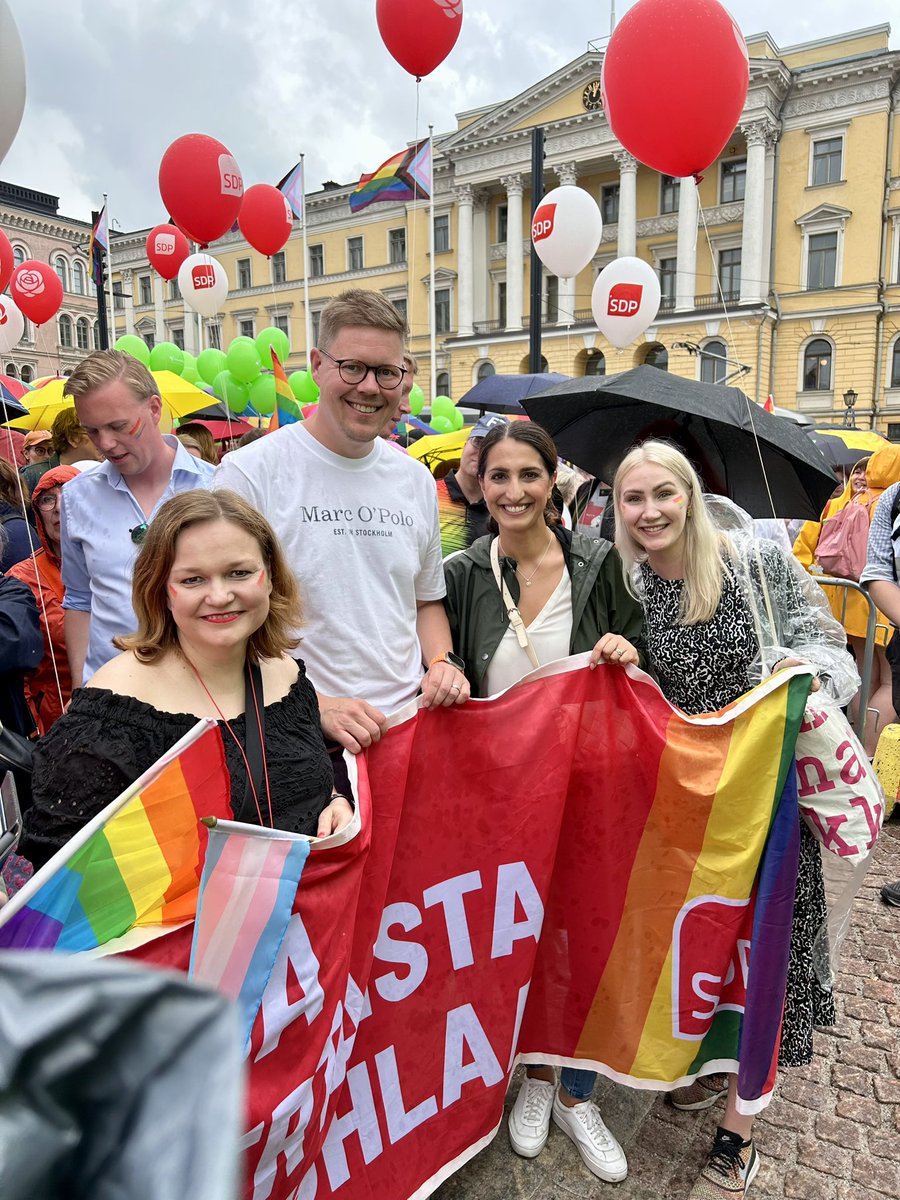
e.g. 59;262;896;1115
0;380;28;421
459;372;569;414
804;425;886;471
521;366;836;520
178;399;232;422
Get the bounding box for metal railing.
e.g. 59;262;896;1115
694;291;740;310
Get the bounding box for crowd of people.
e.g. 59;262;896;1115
0;285;896;1200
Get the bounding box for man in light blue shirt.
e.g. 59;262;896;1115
60;350;214;684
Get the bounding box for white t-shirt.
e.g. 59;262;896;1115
484;570;573;696
214;425;445;712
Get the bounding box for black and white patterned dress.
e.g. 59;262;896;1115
640;560;835;1066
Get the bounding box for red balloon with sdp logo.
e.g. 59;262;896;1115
376;0;463;78
145;224;190;280
158;134;244;248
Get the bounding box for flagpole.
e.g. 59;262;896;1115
300;153;312;360
428;126;436;401
103;193;116;346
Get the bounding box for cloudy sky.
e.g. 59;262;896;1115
2;0;895;232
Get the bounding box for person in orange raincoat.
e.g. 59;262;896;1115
8;465;79;735
793;441;900;753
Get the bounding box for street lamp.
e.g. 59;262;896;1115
843;388;858;429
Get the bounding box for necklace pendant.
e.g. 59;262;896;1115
525;579;532;586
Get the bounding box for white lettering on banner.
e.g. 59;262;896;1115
256;913;325;1062
316;974;368;1130
252;1078;315;1200
442;1003;504;1107
423;871;482;970
491;861;545;959
508;982;531;1071
374;1045;439;1143
373;902;428;1002
690;939;750;1023
321;1062;384;1190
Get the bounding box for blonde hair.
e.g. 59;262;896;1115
317;288;407;351
613;440;724;624
63;349;158;405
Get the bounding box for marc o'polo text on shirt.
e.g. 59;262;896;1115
299;504;415;530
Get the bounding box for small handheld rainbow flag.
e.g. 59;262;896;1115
268;348;302;432
0;722;232;951
349;139;431;215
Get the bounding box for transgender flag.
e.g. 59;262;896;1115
189;820;312;1046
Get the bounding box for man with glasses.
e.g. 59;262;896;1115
59;350;214;686
215;288;469;765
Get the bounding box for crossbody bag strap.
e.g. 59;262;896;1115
234;657;267;824
489;537;541;670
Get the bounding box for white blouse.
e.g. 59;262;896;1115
483;570;573;696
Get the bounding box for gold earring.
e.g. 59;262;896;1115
686;506;693;517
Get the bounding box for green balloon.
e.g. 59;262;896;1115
212;370;250;413
289;369;319;405
430;415;454;434
197;348;227;386
115;334;151;364
256;326;290;366
408;384;424;417
248;373;276;416
149;341;184;375
431;395;456;420
181;352;196;374
226;337;262;384
448;407;464;432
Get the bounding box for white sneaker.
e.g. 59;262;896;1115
508;1076;555;1157
552;1094;628;1182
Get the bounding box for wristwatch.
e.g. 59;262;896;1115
429;651;465;672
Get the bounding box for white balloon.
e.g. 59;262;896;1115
531;186;603;279
178;254;228;318
591;257;662;349
0;1;26;165
0;294;25;353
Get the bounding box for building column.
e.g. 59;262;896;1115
153;274;165;343
501;173;524;331
472;189;489;327
614;150;637;258
740;120;773;305
555;163;578;324
675;176;698;311
121;268;135;335
455;184;475;337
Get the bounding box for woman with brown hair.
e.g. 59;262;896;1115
20;489;351;868
175;421;219;465
0;457;33;572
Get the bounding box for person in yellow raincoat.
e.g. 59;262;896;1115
793;442;900;753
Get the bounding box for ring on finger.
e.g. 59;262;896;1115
450;683;461;692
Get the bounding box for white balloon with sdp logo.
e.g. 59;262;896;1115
178;254;228;318
531;186;603;279
0;294;24;353
591;257;661;349
0;1;26;166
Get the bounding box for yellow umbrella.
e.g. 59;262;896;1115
5;370;212;430
408;427;470;475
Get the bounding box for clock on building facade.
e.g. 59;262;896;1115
582;79;603;111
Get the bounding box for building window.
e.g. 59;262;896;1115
545;276;559;323
644;344;668;370
719;248;741;299
497;206;508;244
92;321;100;349
54;256;69;292
807;232;837;290
143;331;155;351
112;281;124;311
239;318;255;340
892;341;900;388
20;365;33;384
172;327;185;350
660;175;679;214
169;278;181;301
477;361;495;381
601;184;619;225
58;314;73;348
72;261;86;295
585;350;606;376
700;339;727;384
812;137;843;186
887;423;900;444
3;363;17;379
720;159;746;204
435;287;451;333
803;338;833;391
13;245;25;267
389;296;407;324
207;323;221;350
311;311;322;345
389;228;407;264
436;371;450;396
271;252;286;284
273;314;289;339
139;274;153;306
498;281;507;326
309;244;324;277
75;317;90;351
237;259;252;290
347;237;364;271
434;215;450;254
659;257;676;306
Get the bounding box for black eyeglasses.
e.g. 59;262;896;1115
130;522;149;545
318;348;407;390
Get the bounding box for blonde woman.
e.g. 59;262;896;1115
612;441;857;1200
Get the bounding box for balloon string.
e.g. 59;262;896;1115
697;189;777;520
407;77;422;348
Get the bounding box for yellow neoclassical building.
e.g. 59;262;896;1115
109;23;900;431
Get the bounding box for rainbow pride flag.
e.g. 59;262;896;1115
349;139;431;214
190;819;312;1045
268;348;301;432
0;722;232;951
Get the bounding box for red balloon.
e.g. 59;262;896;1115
146;223;190;280
376;0;463;79
0;229;13;293
237;184;294;258
9;261;63;326
601;0;749;179
158;133;244;248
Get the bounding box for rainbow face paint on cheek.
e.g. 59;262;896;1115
672;495;686;507
127;418;144;438
256;569;267;588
